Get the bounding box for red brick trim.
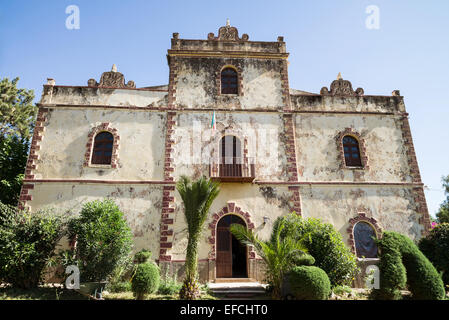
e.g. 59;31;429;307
399;116;430;236
346;212;382;255
159;185;176;262
216;63;244;97
18;107;49;210
167;57;179;109
163;112;177;182
287;186;302;216
159;111;178;262
22;179;175;184
336;128;369;170
280;60;291;111
83;123;120;168
282;114;298;182
207;202;256;260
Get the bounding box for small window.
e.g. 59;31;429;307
343;136;362;167
91;132;114;165
221;68;238;94
354;222;378;258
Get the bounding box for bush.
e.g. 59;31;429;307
273;213;358;287
0;205;67;288
131;262;160;299
292;253;315;266
134;249;152;264
419;223;449;286
374;231;445;300
107;281;132;293
68;199;133;282
284;265;331;300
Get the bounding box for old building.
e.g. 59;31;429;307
20;23;431;282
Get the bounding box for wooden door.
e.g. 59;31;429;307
216;215;246;278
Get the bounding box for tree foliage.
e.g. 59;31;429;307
68;199;133;282
436;175;449;224
176;176;220;300
230;219;309;299
0;204;67;289
272;213;359;287
419;223;449;285
0;77;37;140
0;135;29;205
0;77;37;205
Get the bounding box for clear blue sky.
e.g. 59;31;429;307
0;0;448;217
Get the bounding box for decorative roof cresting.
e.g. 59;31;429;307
207;19;249;42
88;65;136;88
320;73;364;96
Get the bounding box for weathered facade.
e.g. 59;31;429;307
20;24;431;283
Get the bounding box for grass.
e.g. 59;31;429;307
0;283;216;300
0;284;88;300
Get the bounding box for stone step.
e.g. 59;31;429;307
208;281;267;298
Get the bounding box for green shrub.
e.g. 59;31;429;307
284;265;331;300
68;199;133;282
134;249;152;264
131;262;160;299
374;231;445;300
292;253;315;266
0;206;67;288
107;281;132;293
419;223;449;285
273;213;358;287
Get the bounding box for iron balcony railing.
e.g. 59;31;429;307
209;157;255;182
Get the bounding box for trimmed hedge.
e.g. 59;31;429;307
374;231;445;300
284;265;331;300
419;223;449;285
273;213;358;287
131;262;160;300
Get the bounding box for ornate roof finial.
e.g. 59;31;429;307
337;72;342;80
111;64;117;73
226;18;230;26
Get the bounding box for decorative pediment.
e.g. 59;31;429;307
320;73;364;96
207;20;249;41
87;64;136;88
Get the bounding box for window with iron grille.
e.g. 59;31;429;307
91;132;114;165
343;135;362;167
221;68;238;94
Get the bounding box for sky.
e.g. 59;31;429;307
0;0;448;217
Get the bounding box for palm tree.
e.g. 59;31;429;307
230;219;308;299
176;175;220;299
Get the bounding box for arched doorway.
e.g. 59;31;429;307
216;214;248;278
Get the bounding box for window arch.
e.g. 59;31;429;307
83;122;120;168
353;221;378;258
343;135;362;167
221;67;238;94
91;132;114;164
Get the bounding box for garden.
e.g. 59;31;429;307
0;176;449;301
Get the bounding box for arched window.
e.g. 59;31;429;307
221;68;238;94
91;132;114;164
343;135;362;167
354;222;378;258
